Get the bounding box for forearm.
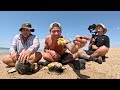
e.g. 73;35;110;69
70;45;80;54
88;39;96;50
44;49;54;54
65;41;76;53
27;36;40;53
10;45;17;55
10;35;18;54
44;49;50;53
88;43;93;50
27;44;40;53
92;45;98;50
27;38;40;53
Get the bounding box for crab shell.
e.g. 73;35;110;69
15;61;31;74
47;62;62;69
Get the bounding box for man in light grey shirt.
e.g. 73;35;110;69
2;22;42;67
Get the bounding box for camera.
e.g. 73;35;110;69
88;24;97;38
88;24;96;33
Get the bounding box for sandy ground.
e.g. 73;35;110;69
0;48;120;79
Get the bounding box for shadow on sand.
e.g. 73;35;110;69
68;63;90;79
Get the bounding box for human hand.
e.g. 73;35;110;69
18;50;32;63
91;38;96;44
75;35;90;41
92;45;98;50
83;36;91;40
11;52;19;62
74;37;87;48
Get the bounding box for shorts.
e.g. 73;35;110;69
60;52;74;64
84;50;96;55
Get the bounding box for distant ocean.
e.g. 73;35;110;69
0;47;9;54
0;47;44;54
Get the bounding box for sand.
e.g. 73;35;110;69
0;48;120;79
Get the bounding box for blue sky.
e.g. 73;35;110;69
0;11;120;50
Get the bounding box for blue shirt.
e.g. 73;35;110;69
10;34;40;54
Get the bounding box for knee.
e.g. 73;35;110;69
2;57;6;64
36;52;42;60
78;49;86;54
42;53;54;61
96;46;109;55
99;46;109;52
2;55;11;64
42;53;49;59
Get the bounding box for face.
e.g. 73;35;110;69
96;26;104;35
50;27;62;40
21;28;31;38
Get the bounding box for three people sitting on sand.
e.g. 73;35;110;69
2;22;109;74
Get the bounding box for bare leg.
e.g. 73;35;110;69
2;52;42;67
42;52;54;62
73;49;90;59
2;54;16;67
28;52;42;64
91;46;109;58
42;52;61;62
72;49;102;64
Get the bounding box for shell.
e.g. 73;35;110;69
42;66;48;70
7;67;16;73
47;62;63;69
47;63;55;69
15;61;31;74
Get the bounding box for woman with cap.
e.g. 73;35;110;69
2;22;42;67
86;23;110;62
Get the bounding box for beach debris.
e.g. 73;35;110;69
47;62;66;73
61;65;67;69
41;62;67;71
15;61;35;75
48;62;62;69
42;66;48;70
7;67;16;73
